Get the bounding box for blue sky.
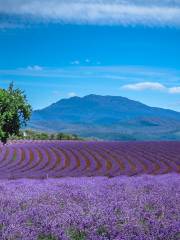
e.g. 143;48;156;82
0;0;180;111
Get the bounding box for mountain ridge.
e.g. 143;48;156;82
29;94;180;140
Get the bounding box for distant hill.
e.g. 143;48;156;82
29;94;180;140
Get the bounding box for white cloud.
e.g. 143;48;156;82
26;65;43;71
169;87;180;94
0;66;180;81
122;82;166;91
71;60;80;65
67;92;77;97
0;0;180;27
122;81;180;94
1;66;180;95
85;59;90;63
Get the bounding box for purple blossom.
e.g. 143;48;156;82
0;174;179;239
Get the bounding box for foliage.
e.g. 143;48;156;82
97;226;109;238
0;83;32;144
67;228;86;240
9;129;82;141
38;235;57;240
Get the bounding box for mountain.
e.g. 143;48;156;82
29;94;180;140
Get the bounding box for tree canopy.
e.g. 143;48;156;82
0;83;32;144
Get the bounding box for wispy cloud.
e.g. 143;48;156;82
122;81;180;94
71;60;80;65
122;82;166;91
0;0;180;28
1;66;180;95
85;59;90;63
26;65;43;71
67;92;77;97
1;66;180;83
169;87;180;94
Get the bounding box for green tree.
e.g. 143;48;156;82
0;83;32;144
56;132;65;140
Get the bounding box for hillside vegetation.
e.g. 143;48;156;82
30;94;180;141
9;130;82;141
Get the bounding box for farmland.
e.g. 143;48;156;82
0;140;180;240
0;141;179;179
0;174;180;240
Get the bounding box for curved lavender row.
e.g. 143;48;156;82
11;145;46;179
0;141;180;178
97;143;127;175
44;143;78;177
159;147;180;167
105;145;136;175
24;145;57;179
0;146;9;167
113;144;167;175
53;143;97;175
63;147;89;176
105;142;139;174
84;143;109;174
93;144;129;176
130;143;173;174
63;141;177;176
152;152;174;173
140;141;180;173
122;144;154;174
83;146;107;176
0;148;9;169
20;146;40;174
63;143;98;177
131;145;162;174
89;144;119;175
4;147;23;171
2;146;33;179
70;143;107;176
74;148;97;176
30;146;49;171
13;146;35;174
37;146;57;174
147;143;180;172
56;146;78;175
74;141;179;176
49;145;67;173
60;147;83;176
0;146;15;170
0;147;18;179
3;143;38;171
128;146;158;174
63;144;97;176
119;145;162;175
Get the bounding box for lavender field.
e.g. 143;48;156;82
0;141;180;240
0;175;180;240
0;141;180;178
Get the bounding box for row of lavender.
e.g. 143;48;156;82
0;174;179;240
0;141;180;178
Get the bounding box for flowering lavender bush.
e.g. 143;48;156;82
0;174;180;240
